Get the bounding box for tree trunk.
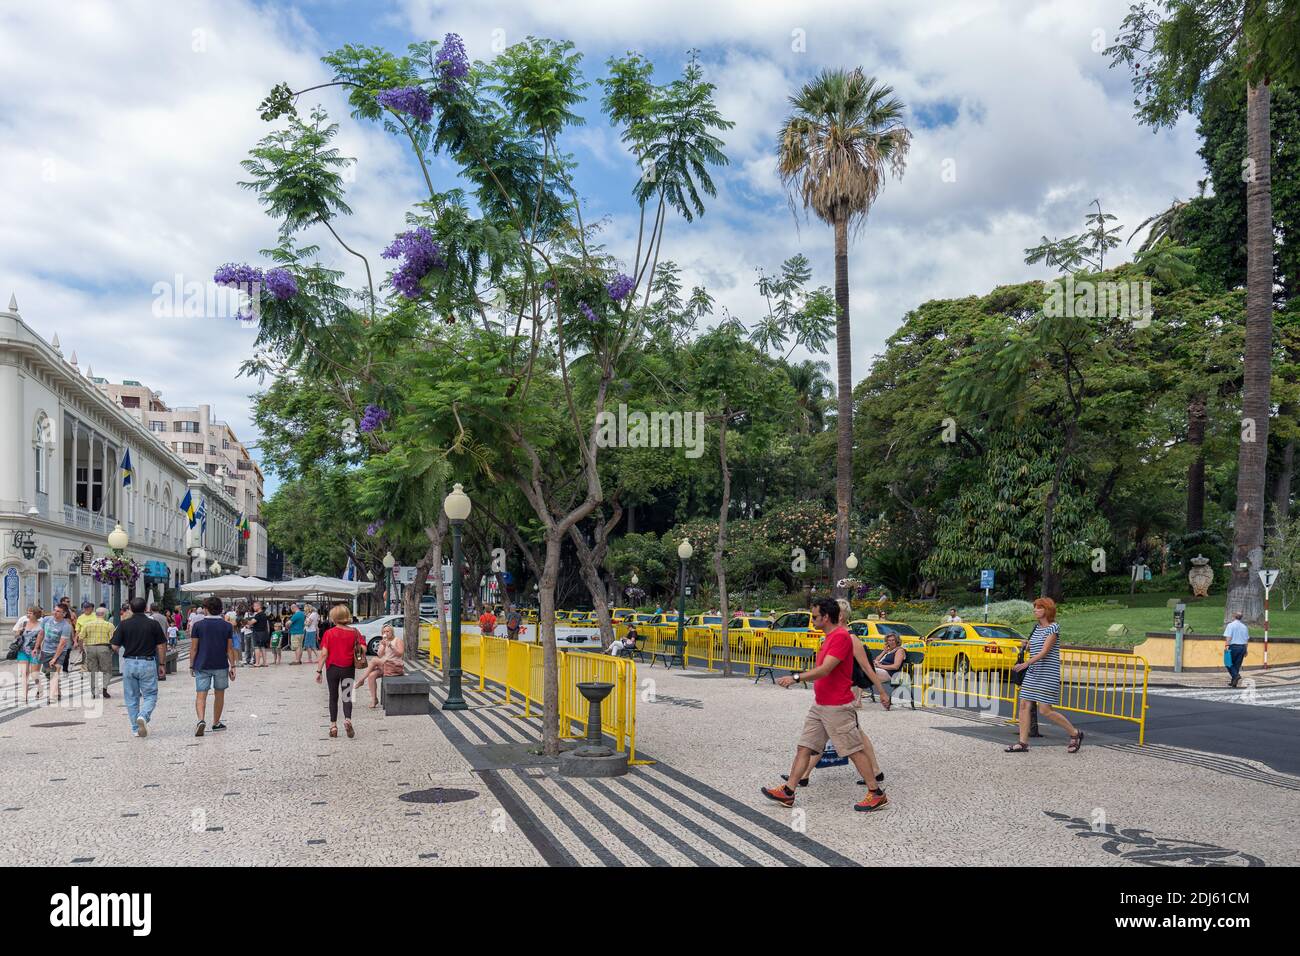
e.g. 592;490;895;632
538;531;563;756
1040;419;1078;602
430;515;449;673
832;209;852;596
715;412;733;675
1272;424;1294;522
403;540;437;670
1186;394;1207;532
1226;80;1273;625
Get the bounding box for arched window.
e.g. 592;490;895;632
33;416;50;495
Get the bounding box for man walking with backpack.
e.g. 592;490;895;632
762;597;891;813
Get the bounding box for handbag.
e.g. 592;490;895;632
1010;649;1028;686
1223;647;1234;668
5;636;20;660
352;630;367;669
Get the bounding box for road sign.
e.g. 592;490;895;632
980;569;994;589
1259;569;1279;590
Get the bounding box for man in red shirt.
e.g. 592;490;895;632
762;597;890;812
478;608;497;637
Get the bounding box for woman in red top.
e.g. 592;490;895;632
315;604;364;738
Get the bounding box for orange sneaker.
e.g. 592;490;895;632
854;790;889;813
761;783;796;807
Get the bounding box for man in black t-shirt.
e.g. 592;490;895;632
110;596;167;737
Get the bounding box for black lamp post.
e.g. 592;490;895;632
676;539;693;648
383;551;396;616
443;484;471;711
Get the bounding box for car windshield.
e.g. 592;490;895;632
877;623;920;637
973;626;1022;640
703;616;722;625
356;616;391;626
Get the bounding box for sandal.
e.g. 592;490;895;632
1067;731;1085;753
1004;742;1030;753
328;725;338;738
344;721;355;739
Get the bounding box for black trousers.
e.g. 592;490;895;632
326;664;355;722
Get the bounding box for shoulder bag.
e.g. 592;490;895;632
351;628;367;669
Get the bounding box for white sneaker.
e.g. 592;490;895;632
136;716;148;737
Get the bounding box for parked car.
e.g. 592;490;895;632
847;618;924;648
920;622;1025;673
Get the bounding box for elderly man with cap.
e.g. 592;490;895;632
79;605;116;699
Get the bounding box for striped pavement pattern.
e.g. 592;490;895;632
1146;685;1300;709
408;658;857;866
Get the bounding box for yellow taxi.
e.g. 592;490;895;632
608;607;637;623
640;612;681;642
920;621;1026;673
569;611;597;627
847;618;924;649
554;610;575;624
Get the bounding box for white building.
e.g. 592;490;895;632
97;383;267;577
0;298;242;623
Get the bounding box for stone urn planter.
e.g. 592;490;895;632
1188;555;1213;598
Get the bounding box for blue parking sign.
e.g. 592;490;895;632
980;569;994;589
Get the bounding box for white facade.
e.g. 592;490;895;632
0;300;242;623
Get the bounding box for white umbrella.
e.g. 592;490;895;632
180;575;275;597
269;576;377;598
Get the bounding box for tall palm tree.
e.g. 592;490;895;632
777;69;911;592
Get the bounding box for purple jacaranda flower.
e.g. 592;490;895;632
578;302;599;323
543;279;556;291
607;273;634;302
264;268;298;300
366;520;384;537
435;33;469;91
213;263;264;288
377;86;434;124
381;227;444;299
359;404;390;433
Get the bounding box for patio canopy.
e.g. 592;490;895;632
179;575;275;597
268;575;377;599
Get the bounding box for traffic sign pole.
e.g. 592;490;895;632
1258;570;1279;670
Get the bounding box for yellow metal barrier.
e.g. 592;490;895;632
424;629;641;760
919;646;1149;744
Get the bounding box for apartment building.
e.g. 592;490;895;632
99;382;268;577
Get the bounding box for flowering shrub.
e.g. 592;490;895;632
381;227;444;298
578;301;599;322
91;555;142;585
213;263;264;287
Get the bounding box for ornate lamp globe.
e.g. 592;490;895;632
443;483;472;522
846;552;859;571
630;573;639;585
107;523;129;552
678;539;693;561
383;551;396;570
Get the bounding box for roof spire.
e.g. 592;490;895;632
51;333;61;354
6;293;16;314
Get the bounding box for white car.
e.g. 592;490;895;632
353;614;434;656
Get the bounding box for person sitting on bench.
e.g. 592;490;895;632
874;633;907;684
359;625;405;709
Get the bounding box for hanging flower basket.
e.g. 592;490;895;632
90;555;142;585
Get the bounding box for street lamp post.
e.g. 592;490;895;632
383;552;396;616
107;523;129;625
676;539;693;649
443;483;472;711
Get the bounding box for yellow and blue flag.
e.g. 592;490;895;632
120;449;134;487
180;490;196;528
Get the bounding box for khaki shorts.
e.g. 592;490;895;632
290;632;304;651
797;703;863;758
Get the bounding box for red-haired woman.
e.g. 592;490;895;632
1006;597;1083;753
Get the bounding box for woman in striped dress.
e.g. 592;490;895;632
1005;597;1083;753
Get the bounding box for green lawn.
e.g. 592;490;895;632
885;593;1300;649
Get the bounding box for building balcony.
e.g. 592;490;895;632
63;505;109;535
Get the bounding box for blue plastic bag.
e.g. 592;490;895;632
1224;648;1233;668
815;743;849;769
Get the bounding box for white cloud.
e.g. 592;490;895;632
1;0;1211;494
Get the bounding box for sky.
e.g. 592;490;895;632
0;0;1206;499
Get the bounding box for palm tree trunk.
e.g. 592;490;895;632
1186;395;1207;532
1226;80;1273;625
832;210;852;595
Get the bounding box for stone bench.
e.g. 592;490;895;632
381;673;431;716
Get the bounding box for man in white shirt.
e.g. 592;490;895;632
944;608;962;624
1223;612;1250;688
